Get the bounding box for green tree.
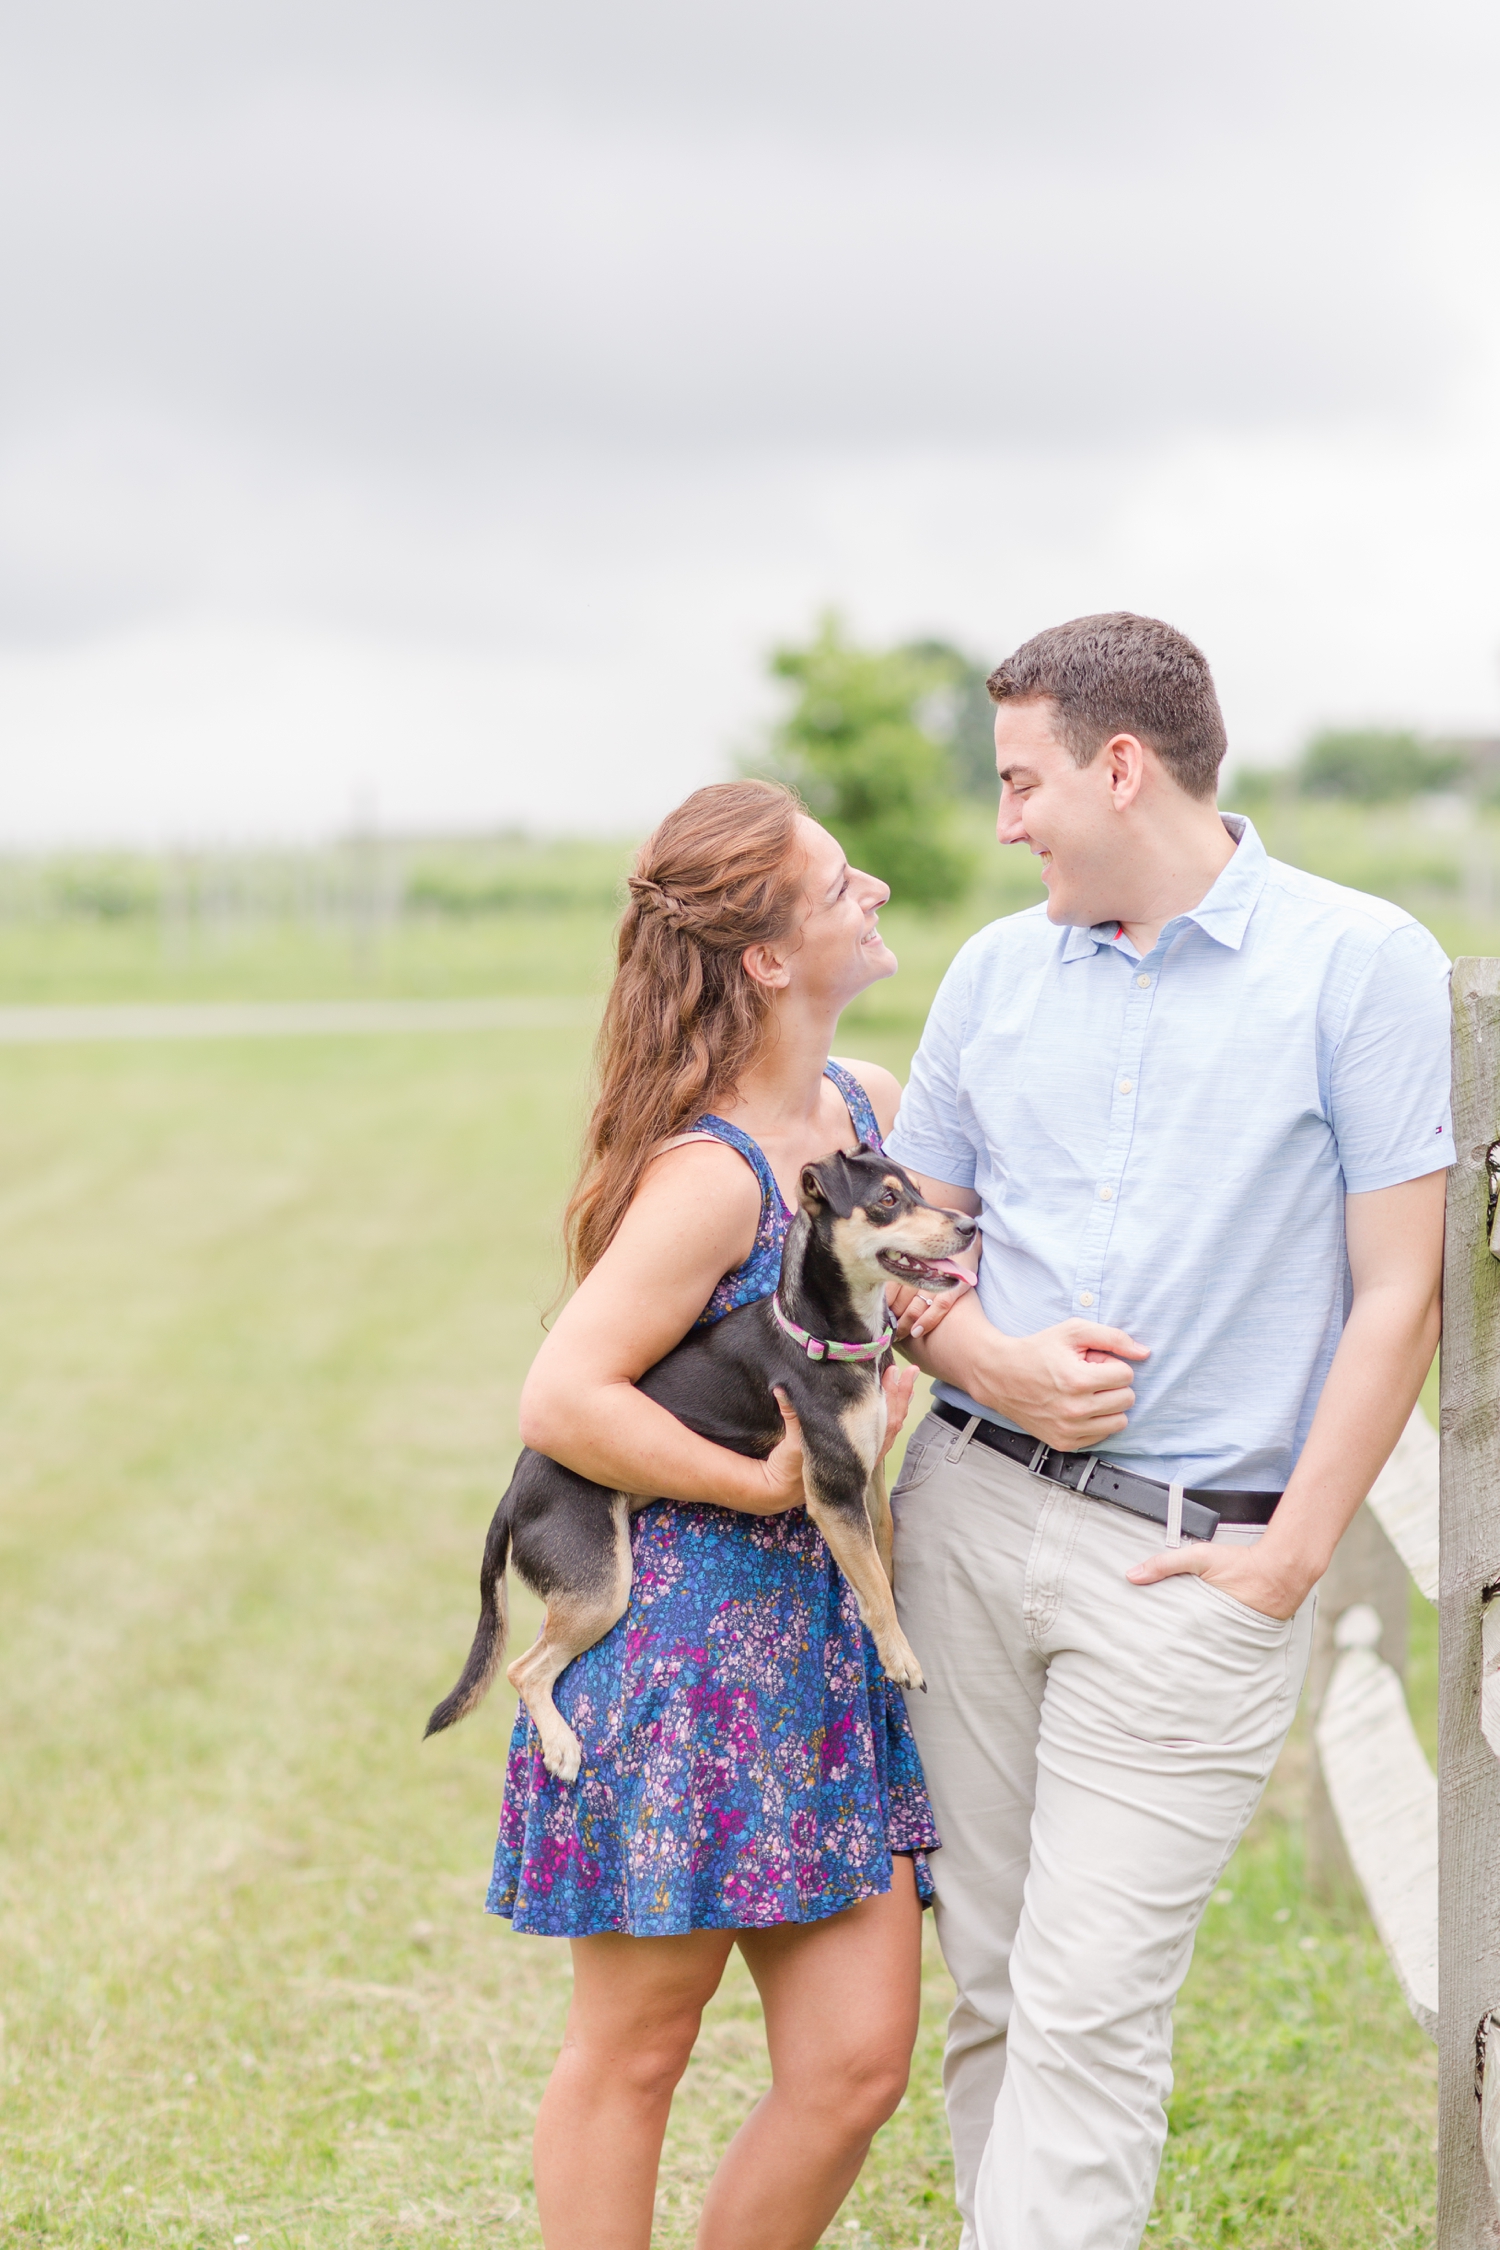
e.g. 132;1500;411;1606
1298;729;1467;803
898;637;999;799
761;616;976;909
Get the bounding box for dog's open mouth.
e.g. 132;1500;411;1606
876;1250;974;1290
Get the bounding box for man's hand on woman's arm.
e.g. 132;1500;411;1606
1127;1168;1447;1619
896;1171;1151;1450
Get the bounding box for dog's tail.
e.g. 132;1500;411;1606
424;1498;512;1737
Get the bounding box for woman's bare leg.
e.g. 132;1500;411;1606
534;1927;735;2250
696;1857;923;2250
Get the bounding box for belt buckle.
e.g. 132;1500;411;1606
1034;1443;1096;1496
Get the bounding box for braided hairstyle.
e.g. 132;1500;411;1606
564;779;807;1281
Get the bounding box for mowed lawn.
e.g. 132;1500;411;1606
0;842;1452;2248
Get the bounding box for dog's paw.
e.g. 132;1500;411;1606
540;1728;584;1784
879;1638;926;1694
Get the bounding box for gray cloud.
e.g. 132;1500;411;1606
2;2;1491;489
0;0;1494;831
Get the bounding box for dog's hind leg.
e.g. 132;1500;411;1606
507;1494;633;1783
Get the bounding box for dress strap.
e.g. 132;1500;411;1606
823;1060;885;1153
681;1113;787;1223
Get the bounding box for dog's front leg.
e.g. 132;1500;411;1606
866;1458;893;1583
805;1474;925;1693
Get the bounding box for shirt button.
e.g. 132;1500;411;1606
1135;974;1151;988
1098;1184;1113;1200
1079;1290;1094;1307
1118;1078;1132;1093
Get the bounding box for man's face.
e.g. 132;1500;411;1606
994;698;1122;928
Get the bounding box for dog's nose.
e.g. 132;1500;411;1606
951;1211;978;1239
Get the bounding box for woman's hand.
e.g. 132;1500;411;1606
745;1386;809;1515
888;1271;976;1345
745;1366;917;1512
877;1361;919;1462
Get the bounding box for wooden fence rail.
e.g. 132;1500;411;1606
1315;1597;1438;2034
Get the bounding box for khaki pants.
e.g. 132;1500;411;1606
891;1412;1314;2250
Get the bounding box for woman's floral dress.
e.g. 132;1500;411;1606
487;1063;940;1937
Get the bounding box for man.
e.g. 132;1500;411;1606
885;612;1450;2250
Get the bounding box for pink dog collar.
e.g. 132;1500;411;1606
771;1295;894;1363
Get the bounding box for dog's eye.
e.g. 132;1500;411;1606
879;1188;899;1207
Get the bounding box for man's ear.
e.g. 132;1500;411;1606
1104;731;1148;813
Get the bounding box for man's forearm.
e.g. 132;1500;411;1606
1254;1281;1441;1592
899;1284;1000;1396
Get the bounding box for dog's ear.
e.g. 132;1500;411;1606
799;1164;829;1210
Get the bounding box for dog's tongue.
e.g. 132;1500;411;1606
927;1260;977;1289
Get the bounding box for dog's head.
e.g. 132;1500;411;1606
797;1144;977;1292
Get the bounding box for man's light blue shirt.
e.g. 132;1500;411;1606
886;816;1454;1491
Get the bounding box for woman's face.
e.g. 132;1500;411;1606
784;817;897;1007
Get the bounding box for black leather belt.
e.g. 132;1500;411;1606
930;1400;1281;1543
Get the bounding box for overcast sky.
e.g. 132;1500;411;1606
1;0;1497;842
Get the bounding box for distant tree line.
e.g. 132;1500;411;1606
1235;729;1500;806
0;838;629;926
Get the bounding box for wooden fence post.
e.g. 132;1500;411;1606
1439;958;1500;2248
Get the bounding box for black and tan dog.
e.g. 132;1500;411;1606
425;1145;976;1781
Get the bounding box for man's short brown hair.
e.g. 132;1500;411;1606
986;613;1228;801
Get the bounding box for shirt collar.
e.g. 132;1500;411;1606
1060;815;1268;962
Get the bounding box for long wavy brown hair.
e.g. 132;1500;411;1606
564;779;808;1281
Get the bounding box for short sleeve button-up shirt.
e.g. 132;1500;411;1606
886;816;1454;1491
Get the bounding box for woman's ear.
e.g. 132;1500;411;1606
742;941;792;992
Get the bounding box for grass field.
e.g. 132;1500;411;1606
0;800;1474;2248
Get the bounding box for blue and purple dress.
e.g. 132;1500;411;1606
487;1062;940;1937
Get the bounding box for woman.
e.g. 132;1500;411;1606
491;778;961;2250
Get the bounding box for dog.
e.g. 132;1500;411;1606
425;1144;976;1781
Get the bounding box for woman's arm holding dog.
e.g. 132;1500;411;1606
521;1142;914;1515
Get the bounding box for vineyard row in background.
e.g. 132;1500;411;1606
5;800;1500;931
